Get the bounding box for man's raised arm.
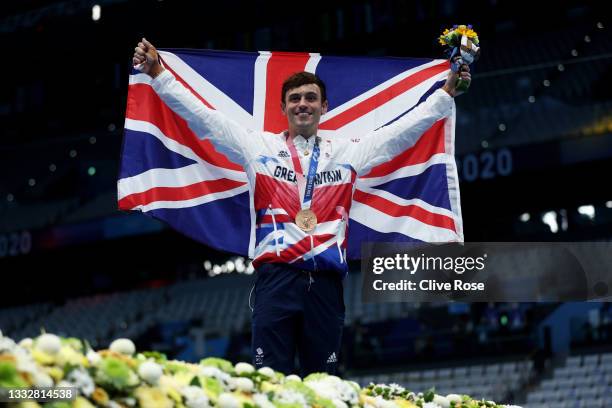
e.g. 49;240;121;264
349;65;471;176
133;38;166;78
132;38;255;166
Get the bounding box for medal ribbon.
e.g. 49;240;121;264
285;136;320;211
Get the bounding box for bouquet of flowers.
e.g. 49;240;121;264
0;331;521;408
438;25;480;93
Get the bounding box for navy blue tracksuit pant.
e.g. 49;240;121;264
251;263;345;376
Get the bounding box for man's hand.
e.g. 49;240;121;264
133;38;164;78
442;63;471;97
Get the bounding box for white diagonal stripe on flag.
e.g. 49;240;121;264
253;51;271;130
350;200;460;242
327;73;448;136
127;184;250;212
123;118;247;180
356;153;453;186
356;185;457;220
160;51;255;128
304;53;322;73
321;59;447;123
117;163;246;201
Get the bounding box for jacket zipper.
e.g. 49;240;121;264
269;204;280;256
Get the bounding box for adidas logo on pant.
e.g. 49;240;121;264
326;352;337;364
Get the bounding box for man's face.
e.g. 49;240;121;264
281;84;328;135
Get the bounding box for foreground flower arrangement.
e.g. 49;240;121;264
0;331;521;408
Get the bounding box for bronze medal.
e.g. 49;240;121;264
295;209;318;232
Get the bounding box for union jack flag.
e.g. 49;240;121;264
118;49;463;259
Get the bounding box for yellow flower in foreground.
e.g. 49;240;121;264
31;349;55;365
175;371;197;387
44;366;64;382
394;398;418;408
360;394;376;406
159;374;184;393
135;386;174;408
16;402;42;408
58;346;89;367
91;387;109;406
260;381;281;394
73;396;96;408
235;392;256;406
166;386;183;405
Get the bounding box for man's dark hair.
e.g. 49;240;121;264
281;72;327;104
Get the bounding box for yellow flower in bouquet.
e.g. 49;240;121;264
456;24;468;35
31;348;56;366
43;365;64;382
439;28;451;46
439;24;479;47
165;386;184;407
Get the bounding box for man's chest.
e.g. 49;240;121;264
254;140;353;187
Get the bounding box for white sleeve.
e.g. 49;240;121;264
150;69;258;166
347;88;454;176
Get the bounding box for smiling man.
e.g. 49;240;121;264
281;73;328;138
133;38;470;375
